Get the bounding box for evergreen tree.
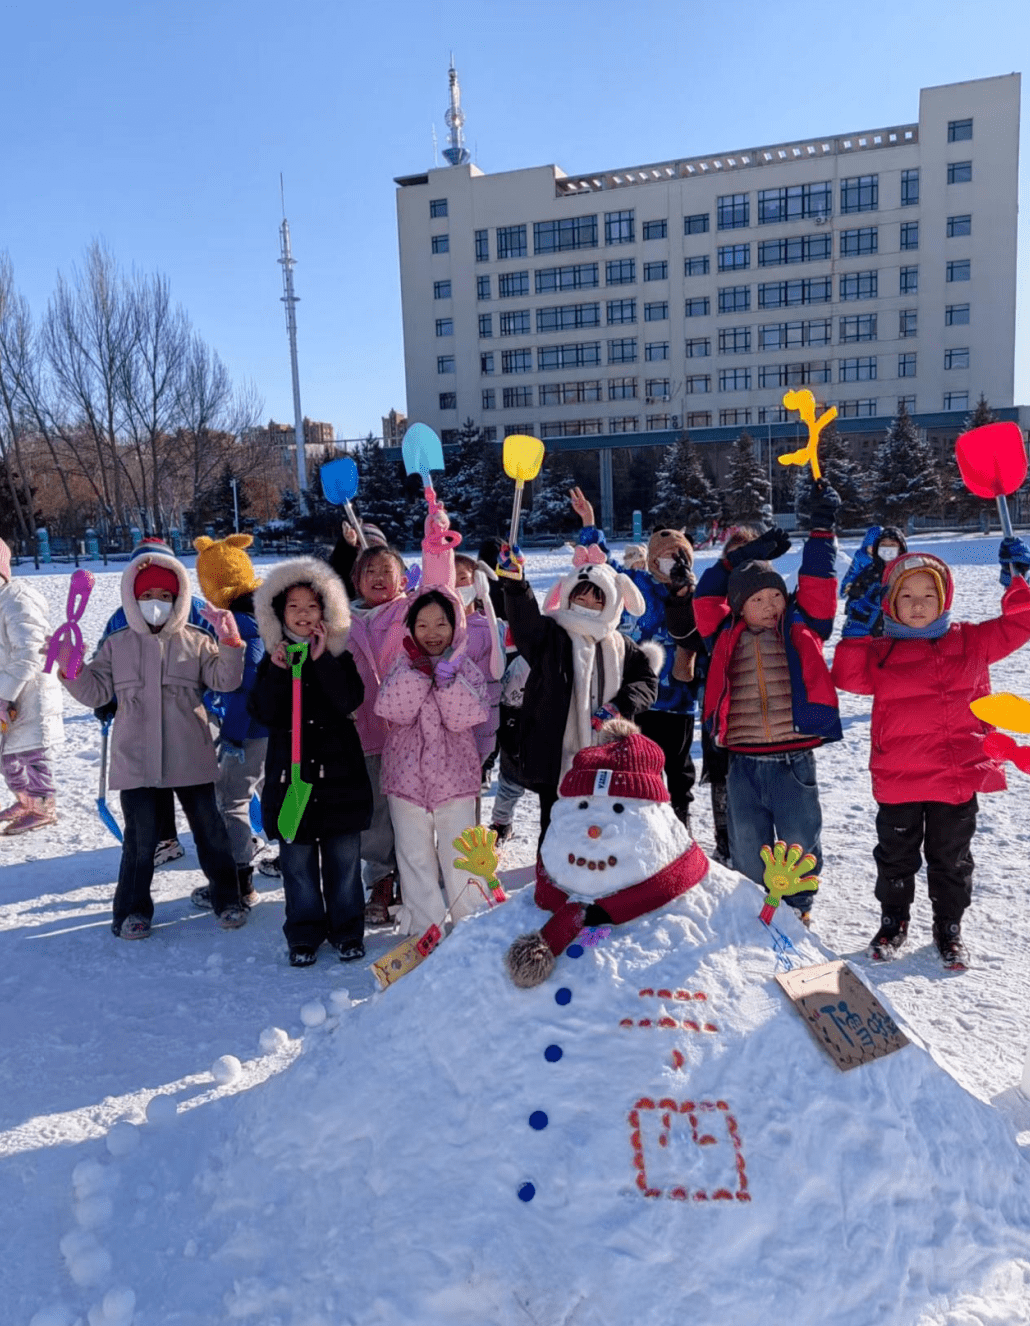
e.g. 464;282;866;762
185;464;250;535
649;434;721;532
870;401;940;526
353;433;411;546
793;424;869;530
724;431;772;523
523;451;577;537
942;393;997;525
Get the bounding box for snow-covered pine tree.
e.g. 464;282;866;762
724;430;772;523
353;433;411;546
793;424;869;530
943;393;996;526
649;434;720;533
870;401;940;526
523;451;577;537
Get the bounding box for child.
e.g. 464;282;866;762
497;543;660;839
251;558;373;966
692;483;842;920
831;544;1030;966
840;525;907;638
60;548;248;938
0;537;63;834
374;588;488;936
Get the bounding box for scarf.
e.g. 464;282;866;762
549;606;627;775
882;612;952;640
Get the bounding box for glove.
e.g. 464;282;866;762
809;480;841;532
199;605;241;644
999;536;1030;587
668;549;696;594
591;702;620;732
218;739;246;765
497;543;526;581
433;656;461;687
725;527;792;568
402;636;434;676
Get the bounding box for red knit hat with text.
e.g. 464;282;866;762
559;729;670;803
133;563;180;599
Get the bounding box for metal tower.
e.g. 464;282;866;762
442;58;470;166
278;183;308;505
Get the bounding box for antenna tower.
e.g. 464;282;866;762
278;176;308;506
442;57;470;166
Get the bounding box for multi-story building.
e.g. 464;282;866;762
395;73;1021;520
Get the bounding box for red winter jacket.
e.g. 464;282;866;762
831;575;1030;805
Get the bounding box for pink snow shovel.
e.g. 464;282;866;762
44;568;95;679
277;642;312;843
955;421;1027;539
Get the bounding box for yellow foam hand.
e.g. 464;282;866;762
778;388;838;482
759;841;819;913
452;825;500;883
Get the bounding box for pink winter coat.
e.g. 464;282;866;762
831;573;1030;805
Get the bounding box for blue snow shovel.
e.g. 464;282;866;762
96;717;123;843
401;423;445;494
321;457;367;549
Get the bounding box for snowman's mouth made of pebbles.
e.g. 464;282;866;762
540;798;693;898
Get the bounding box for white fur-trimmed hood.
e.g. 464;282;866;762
119;552;192;636
253;557;352;656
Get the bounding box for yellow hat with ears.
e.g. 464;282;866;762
193;533;262;609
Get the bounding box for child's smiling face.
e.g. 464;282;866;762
741;587;786;631
893;571;941;628
283;586;323;637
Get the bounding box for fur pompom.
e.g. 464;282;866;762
597;716;640;742
505;932;556;988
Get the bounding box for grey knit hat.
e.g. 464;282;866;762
727;560;788;616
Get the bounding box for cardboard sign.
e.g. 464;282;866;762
775;960;908;1071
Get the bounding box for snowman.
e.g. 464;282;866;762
505;720;710;987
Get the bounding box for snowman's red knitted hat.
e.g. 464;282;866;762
559;730;669;804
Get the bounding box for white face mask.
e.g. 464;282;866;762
657;557;676;577
569;601;604;618
879;546;900;563
458;584;477;606
139;599;172;627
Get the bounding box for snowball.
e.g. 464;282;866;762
87;1286;135;1326
60;1230;112;1287
106;1122;140;1157
300;1000;326;1028
328;989;352;1012
74;1194;113;1229
258;1026;289;1054
144;1095;178;1126
71;1160;108;1198
211;1055;242;1085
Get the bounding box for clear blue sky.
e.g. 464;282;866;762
3;0;1028;439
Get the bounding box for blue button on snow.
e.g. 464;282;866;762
518;1182;536;1202
544;1044;563;1062
555;987;572;1005
567;944;584;959
529;1110;549;1130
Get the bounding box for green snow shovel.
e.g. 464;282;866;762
278;642;312;843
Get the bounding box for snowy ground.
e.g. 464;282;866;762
3;537;1030;1326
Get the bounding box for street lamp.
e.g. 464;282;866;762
229;478;239;533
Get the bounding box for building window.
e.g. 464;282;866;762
643;219;668;240
899;221;919;252
899;309;918;338
840;270;878;301
948;161;973;184
839;227;878;258
437;355;455;373
947;214;972;238
501;349;533;374
434;280;452;300
480;352;494;375
945;347;970;370
540;379;602;404
644;301;668;321
430;198;448;218
536;342;602;370
479;314;493;338
502;386;533;409
482;426;497;442
717;193;749;230
496;224;528;260
482;389;495;410
605;209;635;245
645;377;671;400
944;392;969;411
759;319;829;350
643;261;668;282
718;285;750;314
948;118;973;142
684;256;710;277
758;406;789;425
898;266;918;294
759;361;831;388
646;414;677;429
435;318;453;337
897;396;916;413
759;234;832;266
946;303;970;325
498;271;530;299
438;392;456;409
687;411;712;427
536;302;600;333
686;374;711;394
839;314;877;343
477;275;491;300
757;181;832;224
499;310;531;336
898;352;917;378
646;341;671;361
534;215;598;253
685;297;711;318
475;229;489;262
504;423;533;437
758;278;831;308
431;234;449;255
606;259;636;285
608;337;638;364
609;416;640;433
841;174;878;213
540;419;602;438
839;356;877;382
719;368;751;392
607;298;637;325
685;337;711;358
718;244;751;271
837;399;877;418
947;259;971;282
536;262;599;293
684;213;710;234
441;430;458;444
720;408;752;426
719;326;752;354
608;376;638;400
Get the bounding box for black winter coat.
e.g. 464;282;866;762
502;578;659;787
249;650;372;844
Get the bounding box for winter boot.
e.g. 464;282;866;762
154;838;185;866
869;911;909;961
3;794;57;835
366;873;396;927
710;782;731;866
237;864;258;908
0;793;26;823
489;821;513;845
932;915;968;970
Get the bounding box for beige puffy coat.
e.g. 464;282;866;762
61;553;244;790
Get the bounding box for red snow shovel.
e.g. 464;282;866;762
955;421;1027;539
277;642;312;843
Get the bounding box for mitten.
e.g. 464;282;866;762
998;536;1030;587
497;543;526;581
591;702;620;732
669;549;695;593
433;656;461;687
200;605;242;645
404;563;422;593
809;480;841;532
217;739;246;765
724;527;792;568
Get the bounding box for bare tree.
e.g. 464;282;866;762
0;257;41;538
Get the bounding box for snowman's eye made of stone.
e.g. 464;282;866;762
613;803;625;814
578;800;589;810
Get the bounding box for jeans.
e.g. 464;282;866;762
873;796;977;922
215;737;267;864
491;753;526;826
727;749;823;912
116;784;240;931
280;832;364;949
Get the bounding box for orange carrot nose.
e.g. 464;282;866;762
587;825;602;839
